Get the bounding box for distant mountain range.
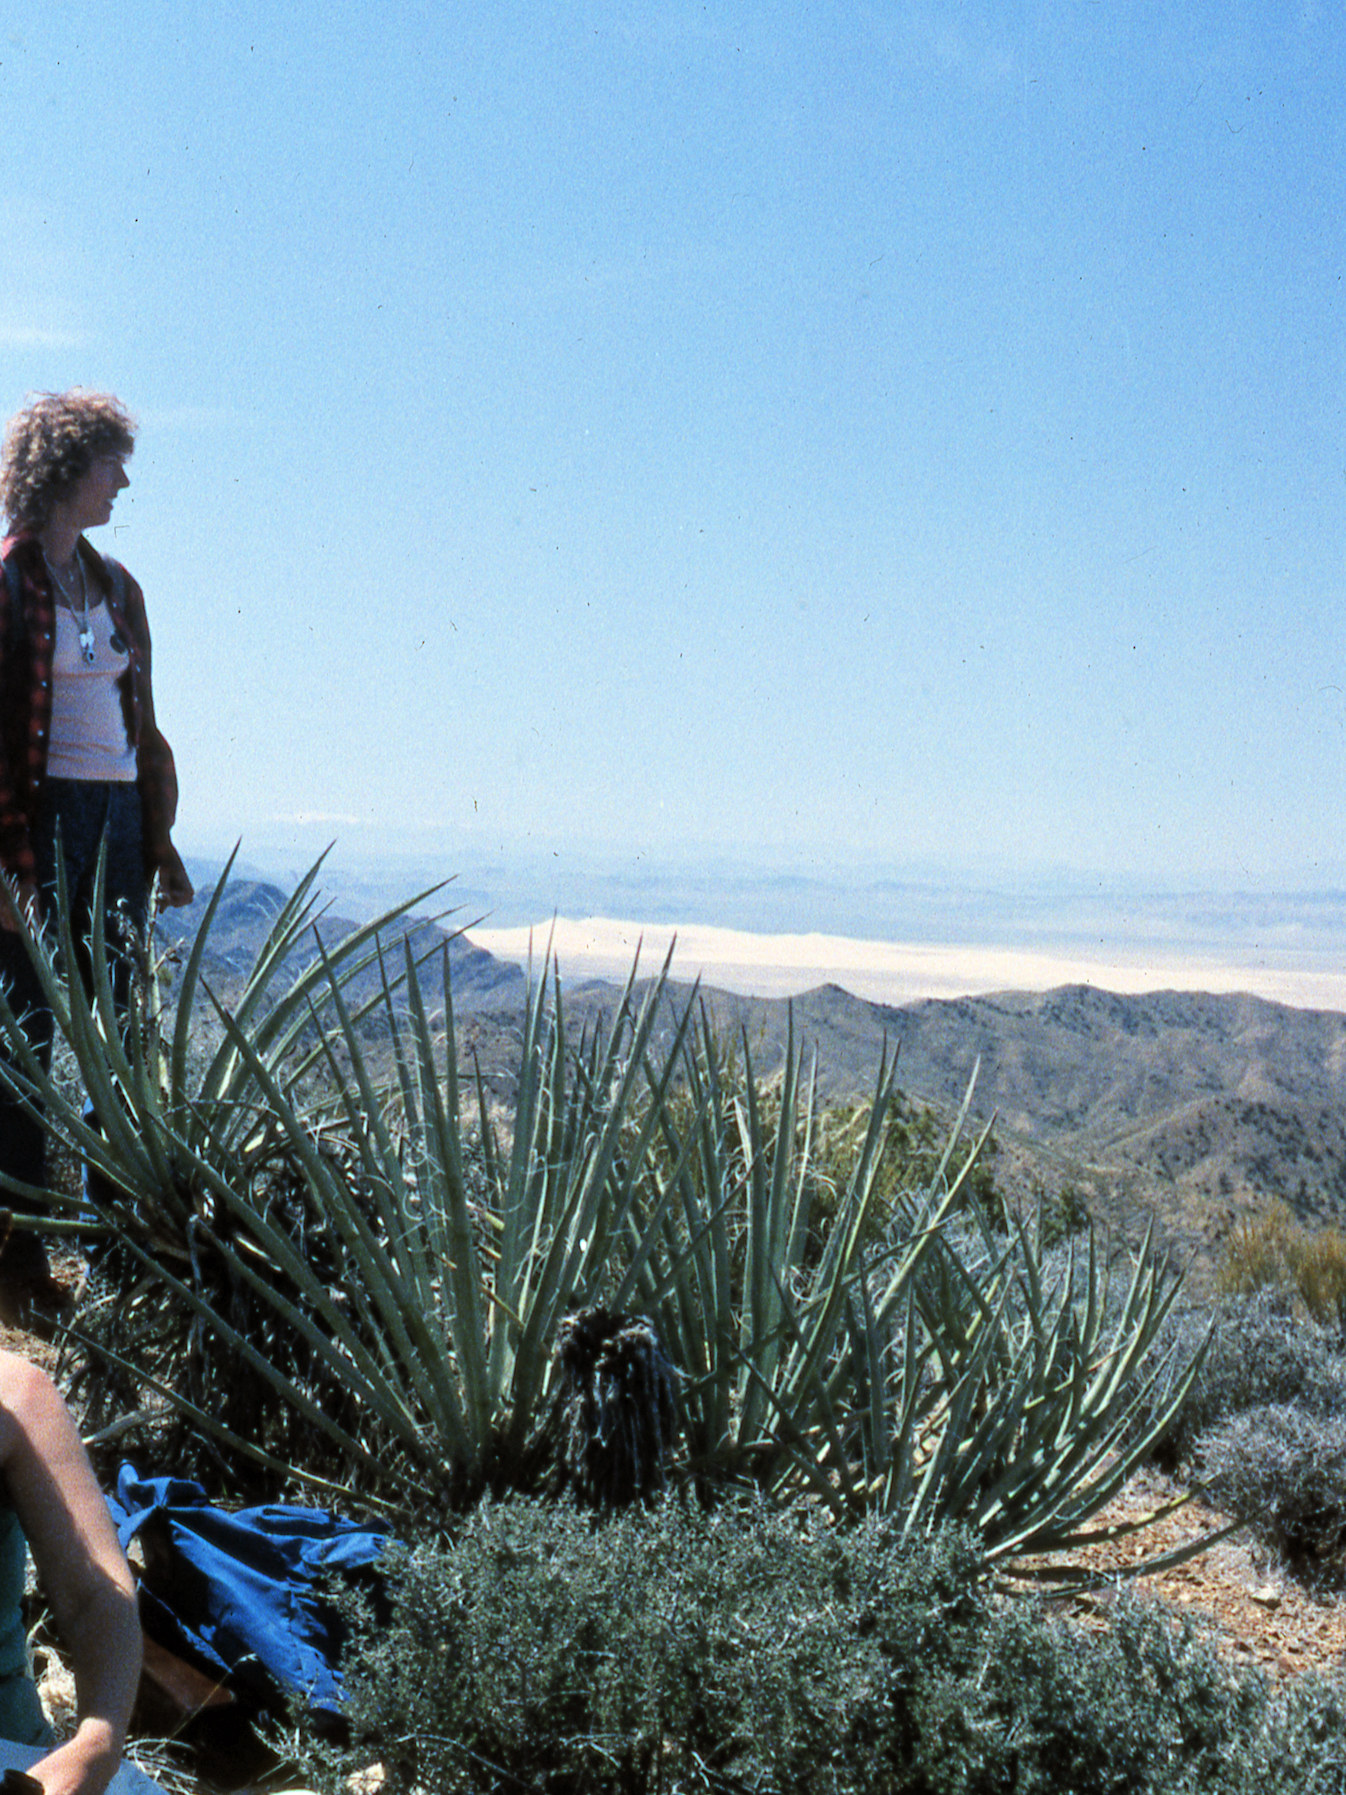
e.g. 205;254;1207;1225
559;977;1346;1277
158;873;1346;1282
158;875;525;1010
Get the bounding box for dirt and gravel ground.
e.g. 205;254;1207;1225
1012;1465;1346;1677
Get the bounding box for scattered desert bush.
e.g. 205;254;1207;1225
1137;1288;1346;1564
1198;1402;1346;1560
1219;1203;1302;1295
19;856;1346;1792
18;863;1346;1787
1033;1178;1093;1250
292;1497;1346;1795
921;1586;1346;1795
1143;1286;1346;1466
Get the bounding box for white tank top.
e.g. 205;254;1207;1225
46;601;138;782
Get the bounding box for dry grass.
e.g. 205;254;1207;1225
1218;1201;1346;1329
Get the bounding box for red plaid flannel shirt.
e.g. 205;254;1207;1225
0;533;181;886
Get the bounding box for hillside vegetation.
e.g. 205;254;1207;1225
159;876;1346;1283
557;979;1346;1285
11;864;1345;1791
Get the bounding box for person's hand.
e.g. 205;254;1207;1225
0;880;39;934
153;848;194;910
24;1724;124;1795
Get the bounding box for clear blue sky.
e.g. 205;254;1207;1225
4;3;1344;899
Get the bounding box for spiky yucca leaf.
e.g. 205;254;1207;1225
864;1203;1203;1563
622;1008;965;1495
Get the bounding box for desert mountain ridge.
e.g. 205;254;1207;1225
158;876;1346;1280
560;975;1346;1278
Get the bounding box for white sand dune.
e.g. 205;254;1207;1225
466;916;1346;1013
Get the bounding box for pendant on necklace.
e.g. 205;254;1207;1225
78;621;96;665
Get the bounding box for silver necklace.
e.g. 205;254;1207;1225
43;549;96;664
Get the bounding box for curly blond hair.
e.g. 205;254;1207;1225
1;390;136;530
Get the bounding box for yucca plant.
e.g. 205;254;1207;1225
0;863;952;1517
0;862;727;1508
0;846;447;1224
836;1197;1205;1564
633;1019;1203;1561
619;1002;975;1497
0;861;1206;1569
0;849;464;1487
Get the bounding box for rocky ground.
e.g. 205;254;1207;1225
1016;1466;1346;1679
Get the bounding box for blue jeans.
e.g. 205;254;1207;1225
0;781;146;1260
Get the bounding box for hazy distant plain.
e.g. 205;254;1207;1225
467;913;1346;1012
188;828;1346;1013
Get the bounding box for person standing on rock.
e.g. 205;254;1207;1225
0;391;194;1324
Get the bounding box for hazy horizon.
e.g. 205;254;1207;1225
469;915;1346;1013
180;828;1346;1013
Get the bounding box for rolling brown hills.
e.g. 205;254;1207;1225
560;976;1346;1279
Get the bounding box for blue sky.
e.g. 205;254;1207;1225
4;2;1345;909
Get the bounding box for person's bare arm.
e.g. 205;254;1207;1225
0;1353;140;1795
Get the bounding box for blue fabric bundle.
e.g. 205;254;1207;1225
107;1465;390;1717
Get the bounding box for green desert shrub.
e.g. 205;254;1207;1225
295;1498;1346;1795
1144;1288;1346;1466
1134;1290;1346;1561
315;1495;940;1795
1197;1402;1346;1560
1033;1179;1092;1251
900;1589;1346;1795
